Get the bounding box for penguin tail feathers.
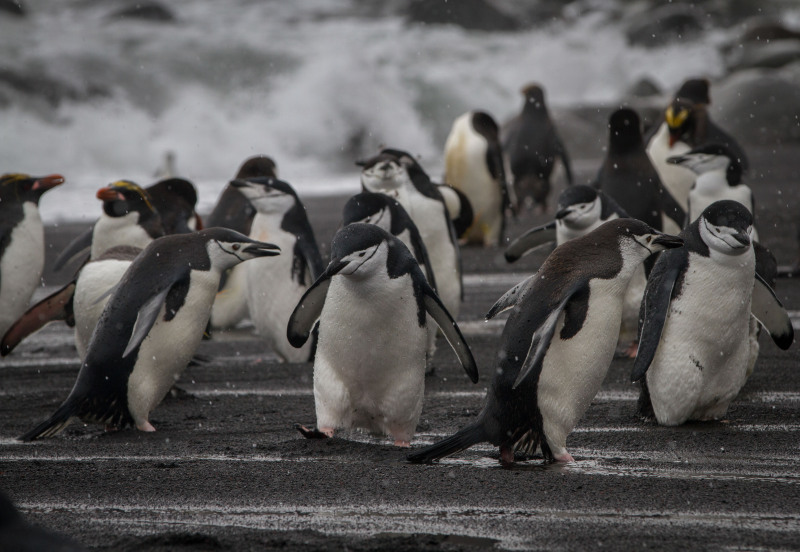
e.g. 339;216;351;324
18;403;75;442
407;423;485;464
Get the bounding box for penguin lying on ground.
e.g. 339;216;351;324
288;224;478;446
632;201;792;426
408;219;683;466
502;83;573;211
503;185;644;355
0;173;64;339
207;155;278;331
19;228;280;440
444;110;512;246
229;176;324;363
358;148;462;320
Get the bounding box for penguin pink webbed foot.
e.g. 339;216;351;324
295;424;333;439
137;421;156;432
394;439;411;448
554;451;575;464
500;445;515;467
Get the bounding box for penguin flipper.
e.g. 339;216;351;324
123;286;172;358
407;422;486;464
504;222;556;263
287;263;341;348
19;401;76;441
422;287;478;383
631;249;687;382
751;273;794;350
485;275;535;320
53;226;93;272
1;282;76;356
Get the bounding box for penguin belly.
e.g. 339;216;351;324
536;278;626;460
312;273;427;443
246;222;312;362
126;270;218;428
646;255;754;425
72;258;132;359
209;263;249;330
647;123;694;233
91;212;152;258
0;204;44;337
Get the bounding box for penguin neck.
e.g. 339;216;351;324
695;169;729;191
521;101;547;119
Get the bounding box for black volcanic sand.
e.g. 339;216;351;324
2;145;799;550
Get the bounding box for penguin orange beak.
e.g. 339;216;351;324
32;174;65;191
194;213;203;230
96;187;125;202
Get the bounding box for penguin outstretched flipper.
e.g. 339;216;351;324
751;273;794;349
631;247;688;383
53;228;93;273
123;286;174;358
1;282;76;356
287;261;343;348
504;222;556;263
485;275;535;320
407;422;487;464
420;282;478;383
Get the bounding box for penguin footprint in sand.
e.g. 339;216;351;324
288;224;478;447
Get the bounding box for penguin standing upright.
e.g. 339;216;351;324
594;108;684;234
358;148;462;319
146;177;202;234
19;229;280;440
0;173;64;339
444;110;511;246
502;83;573;211
288;224;478;446
632;201;792;426
407;219;683;465
436;184;474;240
229;176;324;362
207;155;278;330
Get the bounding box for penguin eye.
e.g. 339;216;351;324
358;252;365;257
232;244;241;251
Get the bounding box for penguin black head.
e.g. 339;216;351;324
697;200;753;254
666;143;742;185
328;223;414;280
0;173;64;204
664;97;695;146
96;180;159;220
521;83;546;109
342;192;396;230
607;108;643;153
235;155;278;179
357;148;438;198
229;177;300;214
200;227;281;270
612;218;684;257
675;77;711;105
146;177;202;233
555;185;601;228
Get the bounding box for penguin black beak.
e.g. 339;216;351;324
243;242;281;257
652;234;684;249
230;178;253;189
32;174;65;191
732;232;751;246
666;155;686;166
555;207;572;220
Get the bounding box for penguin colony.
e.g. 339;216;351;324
1;78;794;471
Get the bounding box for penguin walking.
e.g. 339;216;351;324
407;219;683;465
503;185;644;355
288;224;478;446
594;108;685;235
0;173;64;339
502;83;573;211
229;176;324;363
444;110;511;246
632;201;792;426
19;229;280;440
667;143;756;237
358;148;462;320
207;155;278;330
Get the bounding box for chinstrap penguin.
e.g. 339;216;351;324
20;228;280;440
632;200;792;426
408;219;683;465
288;224;478;446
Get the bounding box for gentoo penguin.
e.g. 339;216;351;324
504;186;645;355
288;224;478;446
207;155;277;330
632;201;792;426
0;173;64;339
443;110;511;246
54;180;165;271
436;183;474;240
358;148;462;320
502;83;573;211
146;177;202;234
667;143;756;237
229;176;324;362
593;108;684;234
19;229;280;440
407;219;683;465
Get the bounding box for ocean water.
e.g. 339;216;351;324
0;0;794;222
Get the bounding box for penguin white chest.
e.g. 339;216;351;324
646;252;755;425
313;271;428;441
127;269;219;424
0;203;44;335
